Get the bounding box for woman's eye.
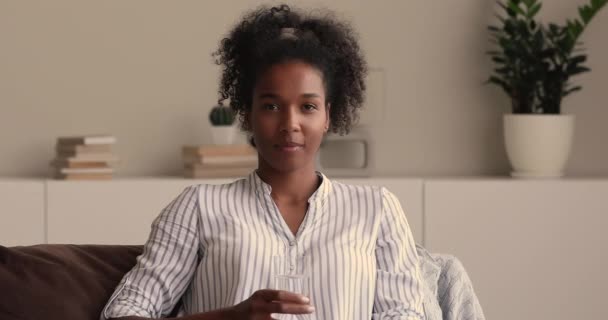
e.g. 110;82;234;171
303;104;317;111
263;104;279;111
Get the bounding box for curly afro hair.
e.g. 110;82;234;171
213;4;367;135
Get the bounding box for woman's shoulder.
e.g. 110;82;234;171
182;177;251;196
327;178;403;208
327;179;385;198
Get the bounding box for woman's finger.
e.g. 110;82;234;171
261;301;315;315
254;289;310;304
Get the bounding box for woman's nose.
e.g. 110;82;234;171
279;107;301;132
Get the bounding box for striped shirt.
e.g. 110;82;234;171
101;171;425;320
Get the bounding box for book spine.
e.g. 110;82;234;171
184;167;252;178
55;173;113;180
57;136;116;145
59;167;114;174
55;144;112;154
182;145;255;157
56;151;114;158
183;155;257;165
54;155;119;163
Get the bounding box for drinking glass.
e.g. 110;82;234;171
271;255;311;320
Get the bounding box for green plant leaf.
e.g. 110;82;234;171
486;0;605;110
581;0;608;25
592;0;608;10
564;86;582;96
579;6;593;24
497;1;508;11
522;0;535;9
540;48;555;59
548;23;560;33
567;66;591;75
569;55;587;64
566;19;584;47
527;3;542;18
488;26;501;32
533;29;544;48
495;66;511;74
488;76;512;94
493;57;506;63
508;1;525;16
488;76;506;85
494;13;506;23
504;20;516;35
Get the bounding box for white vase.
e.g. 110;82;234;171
503;114;575;178
210;124;237;145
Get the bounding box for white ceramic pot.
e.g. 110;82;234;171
210;124;237;145
504;114;575;178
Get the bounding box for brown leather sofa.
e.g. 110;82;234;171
1;244;486;320
0;244;180;320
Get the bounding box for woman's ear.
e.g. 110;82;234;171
243;108;256;148
324;103;331;132
243;108;252;131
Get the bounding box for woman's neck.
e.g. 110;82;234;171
256;164;321;204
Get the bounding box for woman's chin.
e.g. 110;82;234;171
266;160;311;173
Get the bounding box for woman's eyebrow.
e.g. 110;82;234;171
301;93;321;98
257;93;279;99
257;93;321;99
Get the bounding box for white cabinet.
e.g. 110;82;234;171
3;176;607;319
44;177;424;245
0;180;45;246
46;178;232;245
424;179;608;320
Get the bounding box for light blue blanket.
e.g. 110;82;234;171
416;244;486;320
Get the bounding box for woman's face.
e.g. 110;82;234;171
249;60;330;174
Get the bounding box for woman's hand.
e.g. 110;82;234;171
226;289;314;320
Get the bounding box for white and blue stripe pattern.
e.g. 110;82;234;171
102;171;425;320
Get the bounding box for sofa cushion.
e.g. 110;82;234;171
0;244;144;320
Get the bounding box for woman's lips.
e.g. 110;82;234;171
275;142;303;152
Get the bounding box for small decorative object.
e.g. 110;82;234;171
209;105;237;145
487;0;606;178
316;125;374;177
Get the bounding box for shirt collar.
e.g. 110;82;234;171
247;170;332;205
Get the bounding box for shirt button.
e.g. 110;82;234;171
289;241;296;246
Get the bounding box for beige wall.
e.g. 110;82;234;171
1;0;607;177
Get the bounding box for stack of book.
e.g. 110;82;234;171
182;144;257;178
51;134;119;180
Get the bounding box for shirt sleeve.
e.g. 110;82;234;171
100;185;201;319
372;187;426;320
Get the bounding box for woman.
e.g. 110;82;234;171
102;4;425;320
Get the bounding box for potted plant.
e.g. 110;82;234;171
487;0;606;177
208;105;237;145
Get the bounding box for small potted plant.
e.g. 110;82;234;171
487;0;606;177
208;105;237;145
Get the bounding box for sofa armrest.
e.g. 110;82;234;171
0;244;179;320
